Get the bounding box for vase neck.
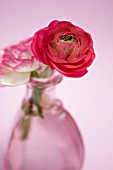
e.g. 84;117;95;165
26;71;63;98
22;72;63;116
25;83;55;104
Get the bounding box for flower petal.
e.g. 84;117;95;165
47;20;59;29
13;57;39;72
47;45;68;63
48;60;88;77
0;71;30;86
31;29;48;65
31;20;96;77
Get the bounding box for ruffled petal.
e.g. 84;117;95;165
48;60;88;77
46;45;68;63
47;20;59;29
0;71;30;86
31;28;48;65
13;57;39;72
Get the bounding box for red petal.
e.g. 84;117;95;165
31;29;48;65
47;20;59;29
48;60;88;78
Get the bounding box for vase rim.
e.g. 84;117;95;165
27;71;63;88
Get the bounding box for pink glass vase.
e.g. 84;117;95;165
4;73;84;170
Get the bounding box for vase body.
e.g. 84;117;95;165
4;73;84;170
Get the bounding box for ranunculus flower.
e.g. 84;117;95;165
31;20;95;77
0;38;39;86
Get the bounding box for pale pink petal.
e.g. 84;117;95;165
0;38;39;73
14;57;39;72
0;50;4;62
0;71;30;86
0;66;11;75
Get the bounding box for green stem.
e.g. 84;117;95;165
31;70;39;78
20;114;31;140
20;102;32;140
32;87;44;118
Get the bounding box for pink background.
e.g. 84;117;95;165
0;0;113;169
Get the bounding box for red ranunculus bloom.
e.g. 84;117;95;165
31;20;95;77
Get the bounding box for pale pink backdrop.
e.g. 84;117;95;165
0;0;113;169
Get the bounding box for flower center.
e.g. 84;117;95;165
60;35;73;42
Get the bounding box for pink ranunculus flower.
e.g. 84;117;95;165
31;20;95;77
0;38;39;86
